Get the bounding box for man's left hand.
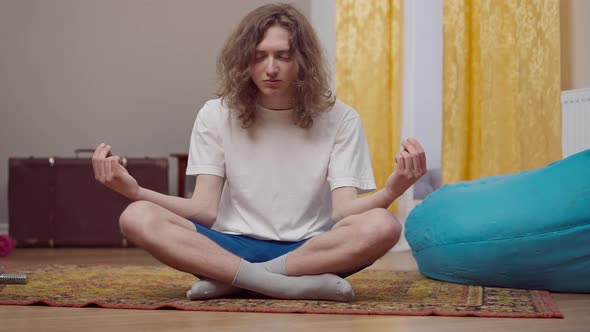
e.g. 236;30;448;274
385;138;427;200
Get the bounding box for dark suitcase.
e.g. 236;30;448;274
8;150;169;248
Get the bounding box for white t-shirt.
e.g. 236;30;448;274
187;98;376;241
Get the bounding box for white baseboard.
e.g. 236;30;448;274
0;223;8;235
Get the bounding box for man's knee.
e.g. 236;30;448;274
119;200;160;239
361;208;402;249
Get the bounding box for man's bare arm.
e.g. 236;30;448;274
134;174;223;228
93;143;223;228
331;138;426;223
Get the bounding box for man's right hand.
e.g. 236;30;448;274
92;143;140;200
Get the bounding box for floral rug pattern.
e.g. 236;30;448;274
0;265;562;318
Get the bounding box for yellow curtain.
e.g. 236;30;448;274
443;0;562;184
336;0;403;210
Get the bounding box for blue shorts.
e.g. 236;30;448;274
191;222;370;277
192;222;307;263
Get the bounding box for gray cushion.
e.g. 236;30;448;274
414;168;441;200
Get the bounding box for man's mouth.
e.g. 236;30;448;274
263;80;281;86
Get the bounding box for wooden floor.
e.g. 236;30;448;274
1;249;589;332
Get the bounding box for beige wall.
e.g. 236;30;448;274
0;0;313;231
561;0;590;90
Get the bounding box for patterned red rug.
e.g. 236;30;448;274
0;264;562;318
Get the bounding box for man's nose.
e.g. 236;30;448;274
265;58;279;76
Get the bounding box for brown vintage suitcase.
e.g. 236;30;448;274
8;150;168;248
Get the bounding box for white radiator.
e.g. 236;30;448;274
562;88;590;158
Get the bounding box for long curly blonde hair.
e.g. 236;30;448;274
216;3;335;129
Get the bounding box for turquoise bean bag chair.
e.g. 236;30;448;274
405;149;590;293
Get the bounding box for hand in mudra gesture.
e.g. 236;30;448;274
385;138;427;199
92;143;140;200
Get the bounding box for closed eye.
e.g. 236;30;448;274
254;52;266;61
277;52;291;59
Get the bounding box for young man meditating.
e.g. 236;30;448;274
92;3;426;302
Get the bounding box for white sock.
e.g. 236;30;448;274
186;254;290;301
232;259;354;302
185;254;353;301
186;279;242;300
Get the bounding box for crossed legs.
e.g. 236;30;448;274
286;208;402;276
119;201;401;301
